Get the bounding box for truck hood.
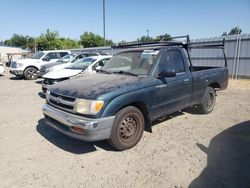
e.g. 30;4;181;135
49;73;154;100
43;69;82;79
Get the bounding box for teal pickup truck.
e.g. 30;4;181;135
42;36;228;150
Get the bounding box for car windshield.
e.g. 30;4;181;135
66;57;96;70
31;52;45;59
102;50;159;76
57;54;76;63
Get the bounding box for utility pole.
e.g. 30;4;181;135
103;0;106;46
146;30;149;38
34;38;37;53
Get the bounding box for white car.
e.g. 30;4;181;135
0;63;4;75
41;55;111;93
10;50;70;80
38;52;104;77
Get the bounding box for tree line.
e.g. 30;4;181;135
1;27;243;52
1;29;172;52
2;29;114;52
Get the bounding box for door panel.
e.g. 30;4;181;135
150;50;192;120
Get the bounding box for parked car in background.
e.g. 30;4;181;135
38;52;104;77
10;50;70;80
0;62;4;75
42;52;107;74
41;55;111;93
43;36;228;150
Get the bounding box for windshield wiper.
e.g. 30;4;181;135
112;71;138;76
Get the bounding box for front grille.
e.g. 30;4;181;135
10;62;17;68
50;92;75;102
48;92;76;112
49;98;74;110
43;78;69;85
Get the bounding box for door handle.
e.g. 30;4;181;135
184;78;190;83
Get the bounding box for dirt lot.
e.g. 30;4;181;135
0;67;250;188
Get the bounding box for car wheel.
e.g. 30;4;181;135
24;67;38;80
197;86;216;114
109;106;145;151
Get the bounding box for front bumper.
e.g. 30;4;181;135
9;68;23;76
42;104;115;142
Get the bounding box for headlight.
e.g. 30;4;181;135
16;63;23;68
76;99;104;115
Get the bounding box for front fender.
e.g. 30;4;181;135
101;89;151;118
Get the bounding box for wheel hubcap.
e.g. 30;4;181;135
27;69;37;78
119;116;137;141
206;91;215;111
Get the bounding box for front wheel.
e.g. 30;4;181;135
197;87;216;114
24;67;38;80
109;106;145;151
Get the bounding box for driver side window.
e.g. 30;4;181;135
44;52;58;61
158;50;185;74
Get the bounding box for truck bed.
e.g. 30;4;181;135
192;66;220;72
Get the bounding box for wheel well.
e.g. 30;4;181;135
119;102;152;133
209;82;220;90
24;66;38;73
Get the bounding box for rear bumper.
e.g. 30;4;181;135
42;104;114;142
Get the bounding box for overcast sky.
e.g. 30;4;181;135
0;0;249;42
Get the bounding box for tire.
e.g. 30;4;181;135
197;86;216;114
24;67;38;80
109;106;145;151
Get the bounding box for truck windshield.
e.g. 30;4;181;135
102;50;159;76
66;57;96;70
32;52;45;59
57;54;76;63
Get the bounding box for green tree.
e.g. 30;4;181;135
228;27;242;35
155;33;171;41
79;32;113;47
4;34;27;48
4;34;36;52
222;27;242;36
36;29;62;51
137;33;171;43
137;35;154;43
59;38;80;49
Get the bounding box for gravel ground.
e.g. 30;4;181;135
0;67;250;188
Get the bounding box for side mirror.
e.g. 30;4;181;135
158;69;176;78
42;57;50;61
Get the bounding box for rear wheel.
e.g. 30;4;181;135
197;87;216;114
109;106;145;151
24;67;38;80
